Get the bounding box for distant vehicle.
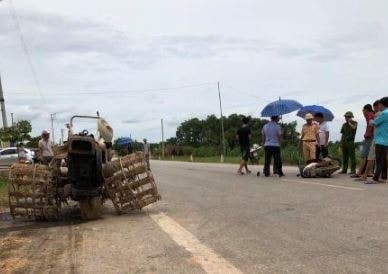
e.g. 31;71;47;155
0;147;35;166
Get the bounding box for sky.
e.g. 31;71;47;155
0;0;387;143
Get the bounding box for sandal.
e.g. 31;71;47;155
237;171;245;175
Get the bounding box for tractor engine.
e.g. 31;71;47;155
67;134;104;201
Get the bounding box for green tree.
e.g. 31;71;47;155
26;136;41;148
172;114;300;156
0;120;32;144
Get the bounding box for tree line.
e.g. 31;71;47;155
162;114;300;157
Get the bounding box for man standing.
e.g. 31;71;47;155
236;117;251;175
38;129;54;164
352;105;375;178
340;111;358;174
356;100;381;182
367;97;388;184
262;116;284;177
299;113;320;163
314;112;329;159
143;138;151;170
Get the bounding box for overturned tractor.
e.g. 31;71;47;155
8;115;161;220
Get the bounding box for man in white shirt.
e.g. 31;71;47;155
314;113;329;159
143;138;151;170
39;129;54;164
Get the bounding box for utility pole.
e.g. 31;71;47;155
218;81;226;160
50;113;56;144
11;113;14;126
0;74;8;128
61;128;64;145
161;118;165;158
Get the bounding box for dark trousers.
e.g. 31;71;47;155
373;144;388;181
264;146;283;176
316;145;329;159
342;141;357;173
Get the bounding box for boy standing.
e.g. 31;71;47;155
236;117;251;175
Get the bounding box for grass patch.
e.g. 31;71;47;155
0;179;8;208
156;156;265;165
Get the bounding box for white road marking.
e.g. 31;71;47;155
150;212;244;274
281;179;364;191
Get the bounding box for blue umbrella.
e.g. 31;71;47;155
261;98;303;117
297;105;334;121
116;137;133;146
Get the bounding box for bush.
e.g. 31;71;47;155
192;146;217;157
228;147;241;157
182;146;194;156
280;145;300;165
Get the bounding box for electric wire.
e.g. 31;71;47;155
7;0;46;105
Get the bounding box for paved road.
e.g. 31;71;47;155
2;161;388;273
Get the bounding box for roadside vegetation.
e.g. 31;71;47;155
113;113;361;165
0;179;8;208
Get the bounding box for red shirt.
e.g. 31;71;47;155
365;112;375;139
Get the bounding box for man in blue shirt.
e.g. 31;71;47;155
367;97;388;184
262;116;284;177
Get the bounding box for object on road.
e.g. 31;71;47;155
298;156;341;178
249;144;262;164
261;98;303;117
297;105;334;121
250;144;262;176
8;115;161;221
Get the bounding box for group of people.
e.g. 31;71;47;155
236;96;388;184
236;116;285;177
341;98;388;184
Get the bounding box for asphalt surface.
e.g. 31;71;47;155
2;160;388;273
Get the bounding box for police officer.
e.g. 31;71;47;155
340;111;358;174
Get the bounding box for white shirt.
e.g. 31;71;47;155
319;122;329;146
143;143;150;155
39;139;54;157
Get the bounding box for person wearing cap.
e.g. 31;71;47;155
366;97;388;184
262;115;284;177
143;138;151;170
299;113;320;163
339;111;358;174
38;129;54;164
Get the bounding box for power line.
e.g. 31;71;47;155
221;83;264;100
8;82;217;96
7;0;46;105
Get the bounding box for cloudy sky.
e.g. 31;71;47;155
0;0;387;143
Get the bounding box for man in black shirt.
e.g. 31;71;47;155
236;117;252;175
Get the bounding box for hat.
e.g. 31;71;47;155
42;129;50;135
305;113;314;120
344;111;354;118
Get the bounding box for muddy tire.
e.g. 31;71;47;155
79;197;102;220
